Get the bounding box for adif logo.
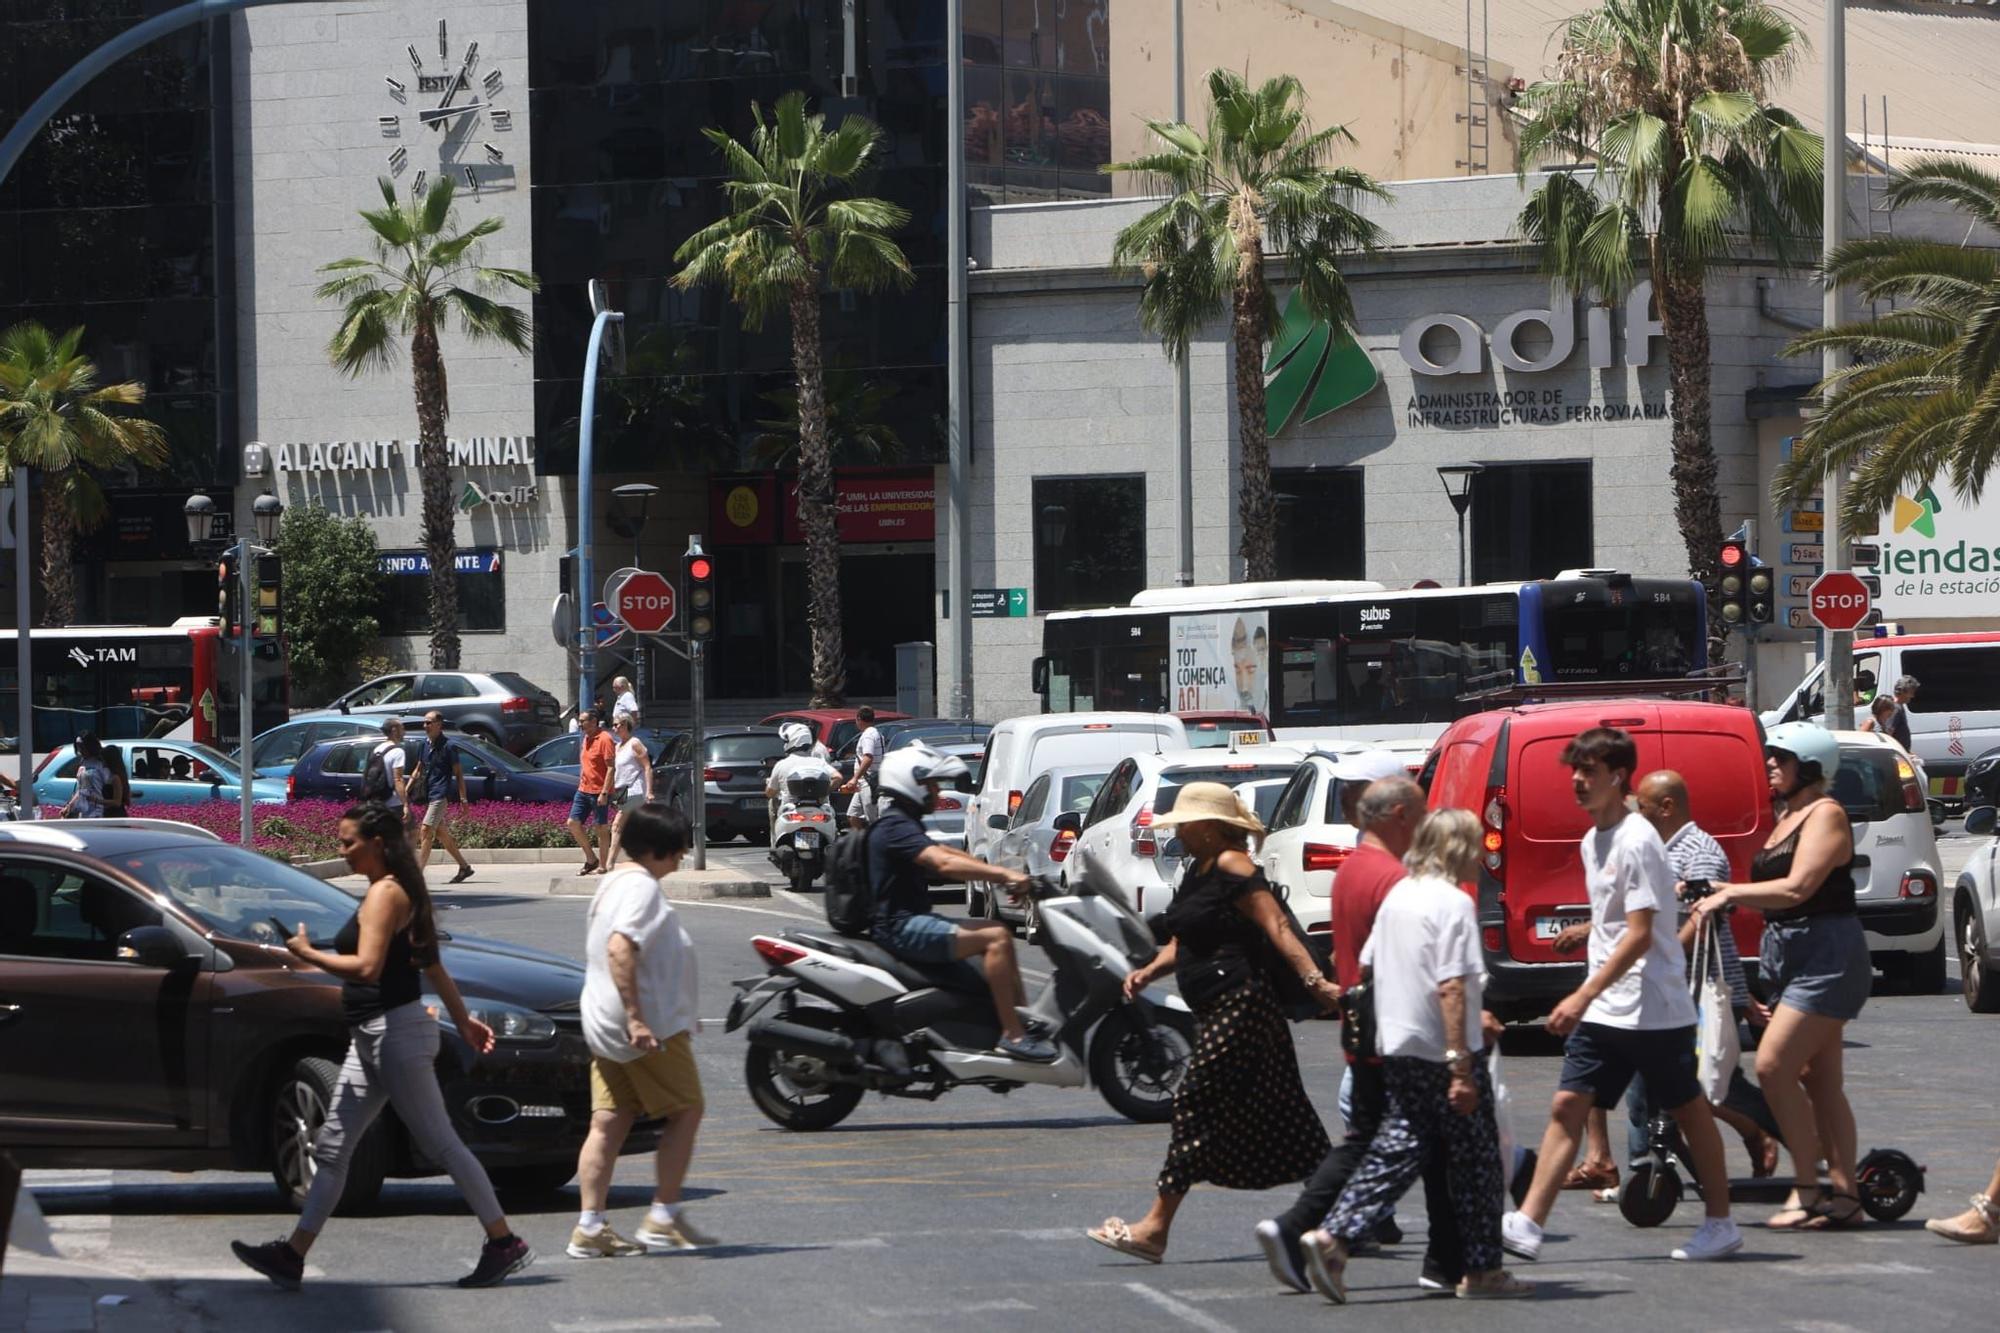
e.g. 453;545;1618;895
68;646;91;670
1892;483;1940;539
1265;288;1380;435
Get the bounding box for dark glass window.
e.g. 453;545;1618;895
963;0;1110;203
1470;462;1594;584
1274;468;1365;580
1034;475;1146;612
1899;647;2000;716
376;555;506;634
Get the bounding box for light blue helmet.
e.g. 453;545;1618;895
1764;721;1840;783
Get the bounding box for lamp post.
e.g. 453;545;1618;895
1436;464;1484;588
186;490;281;848
609;482;658;711
576;280;625;714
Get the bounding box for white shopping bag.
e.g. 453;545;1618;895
1489;1047;1527;1197
1692;917;1740;1106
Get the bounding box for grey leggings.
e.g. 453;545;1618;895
298;1001;504;1233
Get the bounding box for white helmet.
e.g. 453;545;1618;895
877;743;969;805
1765;721;1841;784
779;722;814;754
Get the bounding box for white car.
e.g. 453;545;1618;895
965;712;1187;862
1062;747;1306;915
1829;731;1946;992
1956;803;2000;1012
1256;750;1412;967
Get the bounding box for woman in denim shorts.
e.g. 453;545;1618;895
1691;723;1870;1231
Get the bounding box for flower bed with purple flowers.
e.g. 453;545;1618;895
133;800;579;861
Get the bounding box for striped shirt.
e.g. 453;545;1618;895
1664;821;1750;1010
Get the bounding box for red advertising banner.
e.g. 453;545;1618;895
783;469;937;543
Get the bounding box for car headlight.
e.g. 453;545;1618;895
1970;755;2000;777
422;994;558;1042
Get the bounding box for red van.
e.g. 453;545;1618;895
1420;699;1772;1019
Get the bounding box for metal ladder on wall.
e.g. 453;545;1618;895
1860;95;1895;318
1456;0;1490;175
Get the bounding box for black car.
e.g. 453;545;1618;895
0;822;652;1210
524;728;696;813
1966;745;2000;811
702;728;788;843
289;731;580;805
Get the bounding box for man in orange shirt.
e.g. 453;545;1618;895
567;709;617;874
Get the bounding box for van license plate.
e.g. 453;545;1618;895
1533;915;1589;941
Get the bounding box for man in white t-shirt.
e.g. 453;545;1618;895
1502;726;1741;1265
568;804;715;1260
366;718;409;814
841;706;885;827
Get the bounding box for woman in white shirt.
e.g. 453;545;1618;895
603;714;654;872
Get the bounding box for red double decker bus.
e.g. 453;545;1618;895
0;618;287;755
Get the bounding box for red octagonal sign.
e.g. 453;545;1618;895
610;569;676;635
1808;570;1871;631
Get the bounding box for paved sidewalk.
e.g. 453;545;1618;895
2;1253;196;1333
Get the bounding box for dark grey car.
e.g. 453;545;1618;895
327;671;561;755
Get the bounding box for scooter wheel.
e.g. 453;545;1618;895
1619;1162;1683;1228
1857;1150;1924;1222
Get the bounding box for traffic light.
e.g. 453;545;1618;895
1746;555;1775;625
683;546;715;644
254;554;282;639
1717;538;1749;625
217;552;240;632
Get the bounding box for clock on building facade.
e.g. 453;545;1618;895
379;18;511;195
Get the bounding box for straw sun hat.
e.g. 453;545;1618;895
1150;782;1266;836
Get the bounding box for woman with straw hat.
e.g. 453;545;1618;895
1085;782;1336;1263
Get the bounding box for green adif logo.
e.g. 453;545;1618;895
1264;288;1379;435
1891;483;1940;539
458;481;487;511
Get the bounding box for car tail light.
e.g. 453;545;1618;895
1896;757;1926;813
1131;803;1157;857
287;772;297;802
935;794;963;811
1306;920;1332;935
1007;789;1024;815
1482;924;1503;954
500;696;533;714
1899;870;1937;900
1481;786;1508;879
1303;843;1351;874
704;767;730;783
752;936;809;966
1049;828;1076;862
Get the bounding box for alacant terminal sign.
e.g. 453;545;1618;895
275;435;536;473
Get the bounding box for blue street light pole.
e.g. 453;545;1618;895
575;281;624;712
0;0;318;812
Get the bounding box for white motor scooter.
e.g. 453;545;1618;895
767;772;836;893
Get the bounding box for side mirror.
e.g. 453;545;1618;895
116;925;189;969
1052;811;1082;834
1967;805;1999;837
987;813;1010;831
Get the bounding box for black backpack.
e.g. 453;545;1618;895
361;742;394;802
823;825;875;938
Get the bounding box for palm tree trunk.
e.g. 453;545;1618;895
411;316;460;669
1655;266;1728;660
1229;200;1277;582
38;474;75;627
791;275;846;707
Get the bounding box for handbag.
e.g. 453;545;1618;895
1177;952;1254;1010
1338;978;1378;1058
1692;916;1740;1105
1259;883;1324;1020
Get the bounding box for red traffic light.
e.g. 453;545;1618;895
688;557;712;581
1719;542;1745;568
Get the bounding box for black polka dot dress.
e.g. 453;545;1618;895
1155;864;1331;1197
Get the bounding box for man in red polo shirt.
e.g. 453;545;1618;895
1256;767;1467;1295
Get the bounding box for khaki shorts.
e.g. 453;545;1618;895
591;1032;703;1118
421;799;450;829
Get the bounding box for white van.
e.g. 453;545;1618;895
1763;632;2000;804
965;712;1187;861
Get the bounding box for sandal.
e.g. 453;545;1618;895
1457;1270;1535;1300
1299;1229;1347;1305
579;858;600;875
1085;1217;1164;1264
1925;1193;2000;1245
1765;1190;1823;1230
1562;1163;1619;1191
1801;1192;1867;1231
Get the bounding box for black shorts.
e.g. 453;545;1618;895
1559;1022;1701;1112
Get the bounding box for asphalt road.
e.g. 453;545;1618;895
13;832;2000;1332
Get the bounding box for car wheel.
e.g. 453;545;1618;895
488;1162;575;1202
270;1055;388;1214
1959;899;2000;1013
1909;933;1948;996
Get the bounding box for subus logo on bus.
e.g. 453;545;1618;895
68;645;136;669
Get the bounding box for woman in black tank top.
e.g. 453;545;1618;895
1689;726;1871;1231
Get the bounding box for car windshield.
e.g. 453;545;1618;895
452;734;531;773
1155;765;1300;814
890;728;986;749
118;843;360;946
1833;748;1909;823
533;735;580;766
1238;782;1287;826
1057;773;1107;814
709;735;785;763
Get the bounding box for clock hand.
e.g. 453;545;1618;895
419;101;486;126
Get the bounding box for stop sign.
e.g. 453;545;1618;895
610;569;676;634
1808;570;1872;631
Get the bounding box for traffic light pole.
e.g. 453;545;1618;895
689;638;706;871
1742;518;1759;711
239;538;255;848
1821;0;1855;732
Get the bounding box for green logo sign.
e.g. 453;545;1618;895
1264;288;1379;435
458;481;487;511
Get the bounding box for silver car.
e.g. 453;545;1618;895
977;763;1110;925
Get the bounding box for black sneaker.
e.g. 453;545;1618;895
450;865;475;884
231;1238;304;1291
459;1234;534;1288
1374;1216;1404;1246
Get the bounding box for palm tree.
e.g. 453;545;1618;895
317;176;536;669
0;322;168;625
1773;160;2000;524
673;91;913;707
1513;0;1820;653
1104;68;1387;582
750;370;904;468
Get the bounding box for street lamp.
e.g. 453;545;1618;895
1436;464;1484;588
1039;504;1069;550
609;482;659;709
186;489;281;848
252;491;283;544
182;493;216;547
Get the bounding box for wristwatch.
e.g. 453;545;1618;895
1443;1048;1473;1072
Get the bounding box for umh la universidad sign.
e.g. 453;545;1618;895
1170;612;1270;716
1872;482;2000;618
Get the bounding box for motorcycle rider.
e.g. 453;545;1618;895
766;723;839;828
870;745;1058;1062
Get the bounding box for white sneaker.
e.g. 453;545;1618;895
1500;1211;1543;1261
1671;1217;1743;1262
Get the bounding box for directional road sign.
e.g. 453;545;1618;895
1808;570;1872;631
609;568;677;635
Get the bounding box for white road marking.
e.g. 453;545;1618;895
865;1298;1035;1318
552;1318;720;1332
1123;1282;1240;1333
